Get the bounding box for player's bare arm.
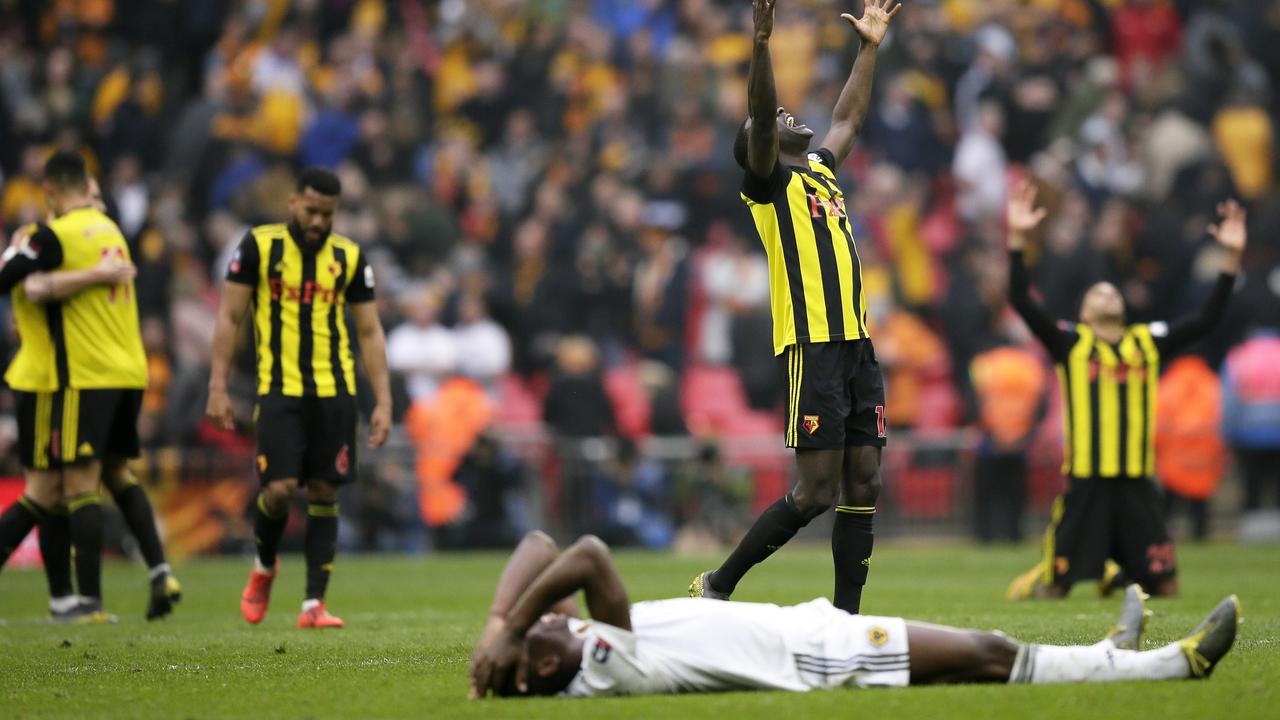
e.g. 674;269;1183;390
206;280;255;431
349;301;392;449
471;536;630;698
22;255;137;304
746;0;781;177
821;0;902;165
471;532;582;685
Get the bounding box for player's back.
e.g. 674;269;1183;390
11;208;147;390
567;597;907;696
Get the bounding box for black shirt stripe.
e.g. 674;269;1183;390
800;176;845;340
329;246;349;396
267;236;285;393
299;250;318;396
772;190;810;342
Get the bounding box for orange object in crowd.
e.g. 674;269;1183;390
403;377;493;527
1156;356;1226;500
971;346;1047;449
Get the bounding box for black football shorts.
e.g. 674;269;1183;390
784;339;887;450
255;394;358;486
16;388;141;470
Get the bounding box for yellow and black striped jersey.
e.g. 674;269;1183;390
1009;249;1235;479
226;223;375;397
0;208;147;392
741;147;870;356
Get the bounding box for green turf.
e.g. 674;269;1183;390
1;541;1277;719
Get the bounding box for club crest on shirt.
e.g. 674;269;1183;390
592;639;612;664
329;262;342;276
257;455;269;474
802;415;821;435
1055;556;1070;576
868;627;889;646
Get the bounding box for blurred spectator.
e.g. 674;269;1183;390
544;336;615;438
450;433;530;549
452;293;512;396
672;442;753;551
970;344;1047;543
387;288;458;402
587;438;673;549
953;102;1007;222
698;232;768;366
1156;356;1227;541
1221;328;1280;518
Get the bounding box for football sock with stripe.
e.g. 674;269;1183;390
305;503;339;600
832;506;875;614
68;492;105;600
710;493;808;595
254;493;288;569
1010;641;1190;684
111;477;167;571
37;506;74;599
0;496;45;569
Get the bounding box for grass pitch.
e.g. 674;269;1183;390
1;542;1277;719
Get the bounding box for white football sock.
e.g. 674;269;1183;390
253;557;274;575
301;598;322;612
49;595;78;613
1010;642;1189;684
148;562;171;580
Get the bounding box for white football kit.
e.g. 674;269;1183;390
563;598;910;697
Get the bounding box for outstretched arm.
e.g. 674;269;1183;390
821;0;902;165
1156;200;1246;355
470;536;630;698
746;0;780;178
22;256;137;303
1006;182;1071;358
471;532;581;673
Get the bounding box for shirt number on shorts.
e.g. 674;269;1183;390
875;405;887;438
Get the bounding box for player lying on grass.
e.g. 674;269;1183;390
470;532;1239;698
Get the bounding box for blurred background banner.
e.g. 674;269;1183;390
1;0;1278;554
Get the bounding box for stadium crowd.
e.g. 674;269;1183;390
1;0;1279;550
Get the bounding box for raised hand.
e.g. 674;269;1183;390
753;0;777;41
841;0;902;47
1208;200;1247;254
1007;181;1047;234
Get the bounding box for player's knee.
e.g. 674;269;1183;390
263;480;297;510
522;530;557;552
308;482;338;504
791;483;837;519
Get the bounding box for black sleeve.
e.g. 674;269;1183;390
741;160;791;204
1008;249;1074;360
1151;272;1236;356
345;251;376;303
0;225;63;294
224;232;260;286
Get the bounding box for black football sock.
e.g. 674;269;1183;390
68;492;105;600
111;478;167;571
710;494;809;595
254;493;288;570
0;496;45;569
832;506;875;614
304;503;339;601
37;507;74;599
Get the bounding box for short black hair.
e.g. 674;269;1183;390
732;118;750;170
43;150;88;190
296;166;341;196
